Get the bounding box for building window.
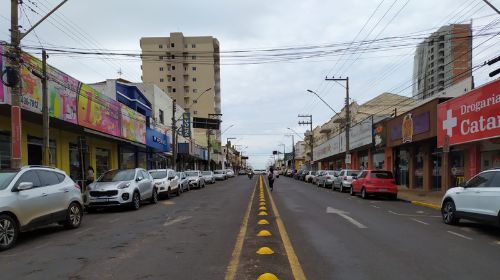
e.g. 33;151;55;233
27;136;56;166
193;110;198;115
159;109;164;124
167;76;171;82
193;100;198;104
172;77;176;81
173;88;176;93
0;132;11;169
120;147;136;169
159;56;163;60
192;66;197;71
95;148;110;179
171;43;175;48
193;89;198;93
192;55;197;60
192;77;197;82
172;65;176;70
168;88;172;93
171;54;175;60
159;67;164;71
160;78;164;83
159;44;163;49
167;64;171;71
192;44;196;48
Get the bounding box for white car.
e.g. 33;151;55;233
184;171;206;189
441;169;500;226
149;169;180;198
213;170;227;180
202;171;216;184
226;169;235;178
305;171;316;183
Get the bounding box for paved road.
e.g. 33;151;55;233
272;176;500;280
2;175;500;280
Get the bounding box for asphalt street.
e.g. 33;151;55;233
2;175;500;280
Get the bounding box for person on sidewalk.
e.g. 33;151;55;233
268;167;276;191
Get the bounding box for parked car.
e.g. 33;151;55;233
286;169;294;177
305;171;316;183
298;170;308;181
176;172;190;192
213;170;227;180
238;170;247;175
87;168;155;211
351;170;397;199
0;166;84;251
202;171;216;184
293;170;303;180
334;169;360;192
441;169;500;226
312;170;324;185
149;169;180;198
316;170;337;188
185;170;206;189
226;169;235;178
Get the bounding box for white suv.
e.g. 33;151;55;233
149;169;180;198
442;169;500;226
0;166;84;251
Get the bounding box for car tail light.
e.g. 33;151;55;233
74;183;81;190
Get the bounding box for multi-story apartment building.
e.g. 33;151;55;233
412;24;472;100
140;32;222;168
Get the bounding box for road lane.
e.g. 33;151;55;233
272;176;500;280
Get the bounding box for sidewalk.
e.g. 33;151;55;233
397;187;444;210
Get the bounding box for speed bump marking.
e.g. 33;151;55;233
256;247;275;255
258;219;269;225
258;211;268;216
257;273;279;280
257;230;272;237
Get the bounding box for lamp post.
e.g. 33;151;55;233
225;137;236;169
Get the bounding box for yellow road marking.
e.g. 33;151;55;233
262;176;307;280
224;178;258;280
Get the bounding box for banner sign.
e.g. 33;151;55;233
349;117;373;149
121;104;146;144
373;122;386;148
0;45;9;104
313;131;346;161
78;84;121;137
438;79;500;147
146;127;169;152
391;112;430;141
181;113;191;137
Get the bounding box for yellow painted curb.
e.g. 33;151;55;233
258;211;268;216
411;200;441;210
257;230;272;237
257;273;279;280
258;219;269;225
256;247;274;255
259;206;267;211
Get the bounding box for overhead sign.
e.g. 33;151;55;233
391;112;430;141
181;113;191;137
345;153;351;164
313;131;346;161
437;79;500;147
78;84;121;137
146;127;170;152
193;117;220;130
349;117;373;149
373;122;386;148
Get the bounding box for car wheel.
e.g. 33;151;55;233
176;186;181;196
389;193;398;200
350;187;355;196
442;200;459;225
64;202;83;229
0;214;18;251
150;188;158;204
339;184;344;193
131;192;141;210
361;188;367;199
187;184;191;191
166;187;172;199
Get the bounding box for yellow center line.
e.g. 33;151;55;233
262;176;307;280
224;177;258;280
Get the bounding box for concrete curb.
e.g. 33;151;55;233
398;198;441;210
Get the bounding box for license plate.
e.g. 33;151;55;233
378;188;387;192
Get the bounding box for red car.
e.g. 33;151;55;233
350;170;397;200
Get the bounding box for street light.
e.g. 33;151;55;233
306;89;339;114
287;127;304;140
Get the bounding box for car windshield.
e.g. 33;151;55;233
311;171;316;175
346;170;359;176
214;170;224;174
98;169;135;182
149;170;167;179
0;171;17;190
371;171;393;179
202;171;212;175
185;171;199;177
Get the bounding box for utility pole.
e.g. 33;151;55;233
325;76;350;169
42;50;49;165
171;99;177;171
298;114;313;168
8;0;68;168
207;129;211;170
291;134;295;169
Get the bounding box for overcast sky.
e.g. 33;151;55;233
1;0;499;168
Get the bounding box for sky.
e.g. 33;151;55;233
1;0;499;168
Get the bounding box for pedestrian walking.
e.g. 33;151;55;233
268;167;276;191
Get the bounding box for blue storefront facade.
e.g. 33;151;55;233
146;127;171;169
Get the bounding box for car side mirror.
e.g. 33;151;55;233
136;177;143;182
17;182;34;191
168;176;175;180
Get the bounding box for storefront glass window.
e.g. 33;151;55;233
120;147;136;169
450;150;465;187
27;136;56;166
0;132;11;169
432;149;442;190
414;146;424;189
481;150;500;171
372;152;384;170
69;143;82;182
138;151;147;169
95;148;111;179
358;151;368;170
395;148;409;187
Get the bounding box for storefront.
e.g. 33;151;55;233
146;127;171;169
372;120;389;170
387;98;442;191
349;117;374;170
313;131;346;171
437;79;500;189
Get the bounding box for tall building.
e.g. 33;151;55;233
412;24;472;100
140;32;222;168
